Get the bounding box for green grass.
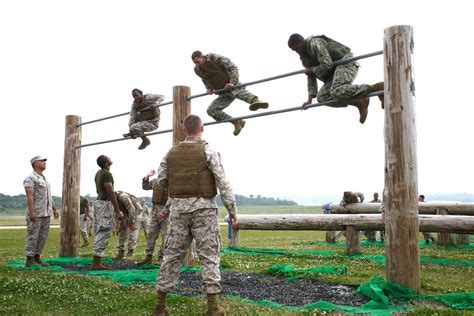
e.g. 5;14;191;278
0;205;473;315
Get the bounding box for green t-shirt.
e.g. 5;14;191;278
95;168;114;198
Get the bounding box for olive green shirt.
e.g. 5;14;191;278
94;168;114;198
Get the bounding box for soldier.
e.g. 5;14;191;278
123;88;165;150
419;195;435;244
366;192;381;242
23;155;59;267
138;198;149;240
113;191;141;260
340;191;365;211
138;170;169;266
79;195;92;248
191;50;269;136
287;33;384;124
90;155;123;270
154;114;237;316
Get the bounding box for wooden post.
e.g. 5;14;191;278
59;115;82;257
383;25;421;292
456;234;470;245
345;226;361;255
173;86;193;266
436;209;453;246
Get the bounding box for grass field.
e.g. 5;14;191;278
0;206;473;315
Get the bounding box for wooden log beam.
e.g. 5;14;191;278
325;202;474;215
232;214;474;234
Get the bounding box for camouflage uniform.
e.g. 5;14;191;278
116;191;142;253
129;94;165;135
79;196;90;244
155;136;236;294
142;178;168;259
23;171;55;257
195;53;258;122
300;35;372;107
92;200;115;257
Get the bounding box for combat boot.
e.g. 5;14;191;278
138;136;151;150
207;293;225;316
154;291;168;316
232;119;246;136
113;250;125;260
126;249;134;260
90;256;112;270
25;256;37;268
34;254;49;267
249;97;269;111
368;82;384;109
137;255;153;266
350;98;370;124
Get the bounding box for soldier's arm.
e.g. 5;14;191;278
156;156;169;184
104;182;122;219
24;186;36;222
212;54;240;85
308;38;333;80
144;94;165;106
129;104;140;126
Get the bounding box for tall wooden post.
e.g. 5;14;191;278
383;25;421;292
173;86;193;266
436;209;453;245
60;115;82;257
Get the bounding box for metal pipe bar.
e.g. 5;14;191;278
77;100;173;127
77;91;383;149
188;50;383;100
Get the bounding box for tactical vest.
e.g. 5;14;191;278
133;98;160;122
152;179;168;205
167;141;217;198
306;35;351;63
197;55;230;90
117;192;138;215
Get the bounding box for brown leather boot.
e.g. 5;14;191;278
232;119;246;136
138;254;153;266
138;136;151;150
350;98;370;124
207;293;225;316
248;97;269;111
369;82;384;109
113;250;125;260
25;256;37;268
90;256;112;270
126;250;134;260
34;254;49;267
154;291;168;316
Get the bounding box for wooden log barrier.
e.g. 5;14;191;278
324;202;474;215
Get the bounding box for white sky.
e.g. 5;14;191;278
1;0;473;203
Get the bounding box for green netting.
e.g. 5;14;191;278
293;240;474;250
223;246;474;267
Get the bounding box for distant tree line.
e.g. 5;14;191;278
0;193;61;212
215;194;297;206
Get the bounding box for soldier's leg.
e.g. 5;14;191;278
192;209;222;294
156;212;193;293
116;224;127;253
207;94;235;122
24;217;41;257
79;214;89;243
92;201;114;258
145;218;161;256
157;220;168;259
129;121;159;135
35;217;51;255
330;62;371;100
127;223;140;254
317;81;348;107
141;216;149;239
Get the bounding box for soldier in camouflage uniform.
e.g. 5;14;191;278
138;170;169;266
23;155;59;267
113;191;142;260
90;155;123;270
154;114;237;316
287;33;384;124
123;88;165;150
137;199;149;239
192;50;269;136
79;196;92;248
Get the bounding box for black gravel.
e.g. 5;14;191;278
58;261;369;307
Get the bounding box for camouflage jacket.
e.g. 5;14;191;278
116;191;142;225
23;171;55;217
194;53;241;94
129;94;165;125
156;136;236;215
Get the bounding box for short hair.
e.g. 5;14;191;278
191;50;203;60
96;155;108;168
419;194;425;200
288;33;305;49
132;88;143;95
183;114;202;134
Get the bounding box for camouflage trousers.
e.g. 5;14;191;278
317;53;371;107
156;208;222;294
208;88;257;121
129;120;159;135
24;216;51;257
145;206;168;258
139;213;149;239
80;214;90;243
92;200;114;257
117;217;139;253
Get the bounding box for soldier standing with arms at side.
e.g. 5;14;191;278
154;114;237;316
90;155;123;270
23;155;59;267
79;195;92;248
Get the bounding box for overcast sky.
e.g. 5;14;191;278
1;0;473;204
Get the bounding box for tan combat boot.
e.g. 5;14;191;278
113;250;125;260
138;136;151;150
350;98;370;124
207;293;225;316
249;97;269;111
137;254;153;266
34;254;49;267
154;291;168;316
25;256;37;268
126;250;134;260
90;256;112;270
232;119;246;136
369;82;384;109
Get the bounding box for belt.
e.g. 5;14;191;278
97;197;109;201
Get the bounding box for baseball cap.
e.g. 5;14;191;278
30;155;47;164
